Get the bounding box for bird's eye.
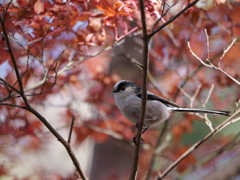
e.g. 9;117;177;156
121;87;125;91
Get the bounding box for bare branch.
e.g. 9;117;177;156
158;108;240;180
175;36;239;102
0;4;88;179
178;84;202;108
130;1;202;179
0;10;29;106
0;31;139;104
145;122;170;180
202;84;215;131
179;84;217;131
191;84;202;108
205;29;210;62
68;115;75;144
219;38;237;61
129;0;149;179
188;41;212;67
148;0;201;39
2;0;13;20
26;106;88;179
0;103;27;109
235;98;240;112
39;59;58;95
203;85;214;107
0;77;21;94
188;38;240;85
179;131;240;179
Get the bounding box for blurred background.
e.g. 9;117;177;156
0;0;240;179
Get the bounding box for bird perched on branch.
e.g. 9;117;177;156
112;80;231;133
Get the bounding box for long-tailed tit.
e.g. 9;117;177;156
112;80;230;131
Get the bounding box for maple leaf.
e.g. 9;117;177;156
96;1;133;17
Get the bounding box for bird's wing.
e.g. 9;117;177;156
136;92;179;107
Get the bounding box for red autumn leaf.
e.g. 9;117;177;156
74;126;91;144
25;121;42;135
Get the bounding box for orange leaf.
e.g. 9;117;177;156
96;1;132;18
34;0;44;14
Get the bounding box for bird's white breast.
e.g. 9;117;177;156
114;93;172;127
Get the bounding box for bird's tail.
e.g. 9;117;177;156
169;107;231;116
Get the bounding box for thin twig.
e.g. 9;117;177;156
153;30;239;180
219;38;236;61
39;59;59;95
0;4;88;179
152;0;179;33
203;84;214;107
188;38;240;85
173;64;204;100
178;84;202;108
148;0;201;38
68;115;75;143
3;0;13;20
234;98;240;112
0;103;27;109
145;122;169;180
174;37;240;100
0;11;28;106
202;84;215;131
158;109;240;180
188;41;211;67
0;77;21;94
0;29;139;104
26;106;88;179
179;131;240;179
205;29;210;62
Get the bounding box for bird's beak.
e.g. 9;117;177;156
112;89;117;93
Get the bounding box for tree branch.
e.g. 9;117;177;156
129;0;149;179
158;109;240;179
131;1;202;179
148;0;200;39
0;103;27;109
0;10;31;108
188;37;240;85
0;77;21;95
68;115;75;144
145;122;169;180
179;131;240;179
0;4;88;179
27;106;88;179
0;28;139;104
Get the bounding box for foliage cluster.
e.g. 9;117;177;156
0;0;240;179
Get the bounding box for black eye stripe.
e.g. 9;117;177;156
114;81;141;93
117;81;127;92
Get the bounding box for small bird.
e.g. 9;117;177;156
112;80;230;132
